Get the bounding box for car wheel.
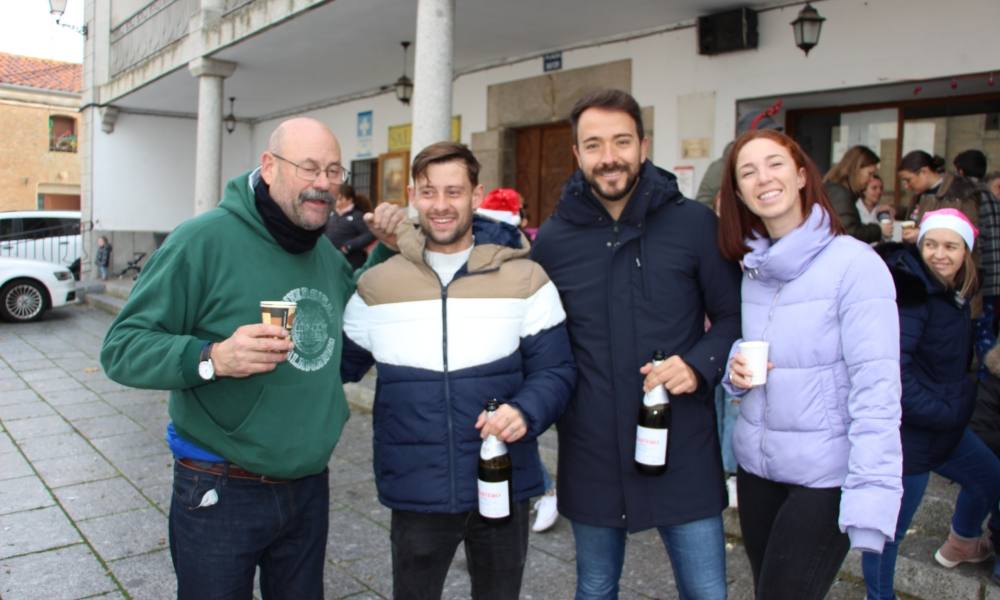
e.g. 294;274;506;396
0;278;48;322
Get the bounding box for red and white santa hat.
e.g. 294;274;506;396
918;208;979;251
477;188;522;226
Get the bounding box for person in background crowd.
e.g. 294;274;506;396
694;104;783;517
897;151;979;243
971;335;1000;585
955;150;1000;380
722;129;902;600
324;183;375;269
475;186;561;533
972;339;1000;462
864;201;1000;599
857;174;890;225
534;89;741;600
695;100;783;209
341;142;575;600
987;171;1000;204
95;235;112;281
823;145;891;243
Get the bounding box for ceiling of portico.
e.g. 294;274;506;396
107;0;743;120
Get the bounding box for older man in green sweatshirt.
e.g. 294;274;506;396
101;117;401;599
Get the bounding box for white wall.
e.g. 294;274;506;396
97;0;1000;232
254;93;413;171
255;0;999;193
93;112;255;231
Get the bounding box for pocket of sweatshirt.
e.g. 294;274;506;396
223;382;346;476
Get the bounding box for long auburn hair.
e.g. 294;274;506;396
717;129;845;262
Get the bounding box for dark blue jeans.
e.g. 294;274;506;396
570;515;727;600
169;461;330;600
862;428;1000;600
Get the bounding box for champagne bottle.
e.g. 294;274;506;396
478;398;513;522
635;350;671;475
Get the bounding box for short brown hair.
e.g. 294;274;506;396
411;141;480;186
717;129;845;261
569;89;644;144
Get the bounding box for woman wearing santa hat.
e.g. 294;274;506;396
865;199;1000;599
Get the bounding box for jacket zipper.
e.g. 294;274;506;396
757;281;783;480
607;220;629;525
439;280;457;511
434;263;502;511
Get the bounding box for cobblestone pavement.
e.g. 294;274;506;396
0;304;996;599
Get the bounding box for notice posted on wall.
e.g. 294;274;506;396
674;165;695;199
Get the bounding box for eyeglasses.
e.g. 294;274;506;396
271;153;350;183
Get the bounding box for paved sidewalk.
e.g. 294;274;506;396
0;304;996;599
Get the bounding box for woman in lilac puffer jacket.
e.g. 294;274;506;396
718;129;902;600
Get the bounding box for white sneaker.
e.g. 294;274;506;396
532;493;559;532
726;476;738;509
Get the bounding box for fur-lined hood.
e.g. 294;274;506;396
876;242;958;308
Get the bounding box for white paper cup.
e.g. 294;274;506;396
261;301;297;330
738;341;769;386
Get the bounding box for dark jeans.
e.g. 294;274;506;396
390;500;530;600
737;467;849;600
169;461;329;600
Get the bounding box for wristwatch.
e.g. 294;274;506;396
198;342;215;381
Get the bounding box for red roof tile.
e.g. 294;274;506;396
0;52;81;93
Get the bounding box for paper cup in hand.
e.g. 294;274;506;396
260;301;297;331
738;341;769;386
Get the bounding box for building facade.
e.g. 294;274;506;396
0;53;82;212
80;0;1000;276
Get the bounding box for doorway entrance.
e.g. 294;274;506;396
515;122;577;228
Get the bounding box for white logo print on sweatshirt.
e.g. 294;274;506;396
283;287;336;372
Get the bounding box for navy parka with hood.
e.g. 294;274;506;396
532;161;742;531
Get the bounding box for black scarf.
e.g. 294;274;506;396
254;179;326;254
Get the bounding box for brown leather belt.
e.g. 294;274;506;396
177;458;290;484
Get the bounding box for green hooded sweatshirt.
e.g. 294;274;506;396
101;170;390;479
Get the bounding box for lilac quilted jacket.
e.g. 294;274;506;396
725;205;902;551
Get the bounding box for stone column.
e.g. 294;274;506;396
188;57;236;215
411;0;454;157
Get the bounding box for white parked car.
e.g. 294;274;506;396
0;210;82;277
0;257;77;322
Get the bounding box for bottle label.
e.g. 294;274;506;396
634;425;667;466
478;479;511;518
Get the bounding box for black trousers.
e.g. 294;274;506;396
390;500;530;600
737;467;850;600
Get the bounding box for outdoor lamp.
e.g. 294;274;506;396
49;0;87;36
791;3;824;56
224;97;237;134
394;41;414;105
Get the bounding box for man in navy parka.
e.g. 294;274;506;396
531;89;742;598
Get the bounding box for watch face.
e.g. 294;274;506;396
198;360;214;380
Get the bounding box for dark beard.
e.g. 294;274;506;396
586;167;639;202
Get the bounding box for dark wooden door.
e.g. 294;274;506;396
516;123;577;228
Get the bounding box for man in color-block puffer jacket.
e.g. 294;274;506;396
725;205;903;549
341;215;575;512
